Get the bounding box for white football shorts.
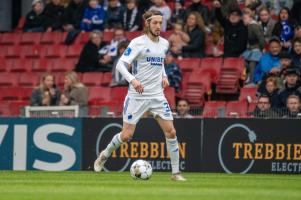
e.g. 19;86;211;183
122;95;173;124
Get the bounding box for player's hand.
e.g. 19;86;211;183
213;0;221;8
131;79;144;94
162;77;169;88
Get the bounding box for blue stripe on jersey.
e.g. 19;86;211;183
133;60;138;75
123;97;130;114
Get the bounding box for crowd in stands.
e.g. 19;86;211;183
2;0;301;118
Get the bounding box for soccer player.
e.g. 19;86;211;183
94;10;186;181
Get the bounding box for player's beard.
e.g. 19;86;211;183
149;27;160;38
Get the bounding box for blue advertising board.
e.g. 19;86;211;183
0;118;81;171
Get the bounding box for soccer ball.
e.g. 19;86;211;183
130;160;152;180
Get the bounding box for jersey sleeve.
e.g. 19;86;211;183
119;39;141;64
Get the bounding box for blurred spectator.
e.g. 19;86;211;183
276;67;301;108
164;51;182;93
175;99;193;118
258;6;276;43
251;94;278;118
110;40;130;87
170;0;186;24
80;0;106;31
168;22;189;57
185;0;210;25
210;22;224;57
272;7;296;50
122;0;141;31
24;0;46;32
98;27;127;67
105;0;125;31
242;11;265;84
182;12;205;58
253;37;281;83
291;0;301;26
283;95;301;118
75;30;108;72
137;0;153;13
291;37;301;68
30;73;61;106
149;0;171;32
43;0;65;32
258;51;292;94
263;0;294;16
257;77;279;108
60;71;88;106
62;0;85;32
295;25;301;39
213;1;248;57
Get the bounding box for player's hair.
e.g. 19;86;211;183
142;10;163;33
184;11;206;33
64;71;85;90
37;72;56;91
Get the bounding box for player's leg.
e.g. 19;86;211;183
94;122;136;172
155;117;185;181
94;97;147;172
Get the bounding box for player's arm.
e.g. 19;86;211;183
116;60;144;93
162;63;169;88
117;42;144;93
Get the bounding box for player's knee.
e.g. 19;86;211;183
166;127;176;139
120;130;134;142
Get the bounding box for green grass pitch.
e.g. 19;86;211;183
0;171;301;200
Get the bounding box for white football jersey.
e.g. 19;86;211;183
119;34;169;99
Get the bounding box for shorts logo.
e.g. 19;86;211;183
128;114;133;120
124;48;132;56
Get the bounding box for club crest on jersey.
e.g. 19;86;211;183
124;47;132;56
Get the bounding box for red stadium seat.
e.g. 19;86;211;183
111;87;128;102
216;57;245;94
20;87;34;101
45;45;67;58
0;33;21;45
184;71;211;106
40;32;65;44
226;101;248;118
66;44;83;58
0;87;22;100
10;100;29;116
32;58;52;72
202;101;226;118
74;32;90;44
101;72;112;86
20;32;42;45
164;87;176;109
11;59;32;72
125;31;142;40
239;87;258;103
103;31;114;43
176;58;201;72
0;73;19;86
51;58;76;72
199;57;223;83
25;44;46;58
0;58;13;72
0;101;11;116
82;72;103;86
161;31;173;39
5;45;27;58
18;73;39;87
15;17;25;32
88;87;111;105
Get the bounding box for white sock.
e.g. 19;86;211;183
166;137;180;174
103;133;123;158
